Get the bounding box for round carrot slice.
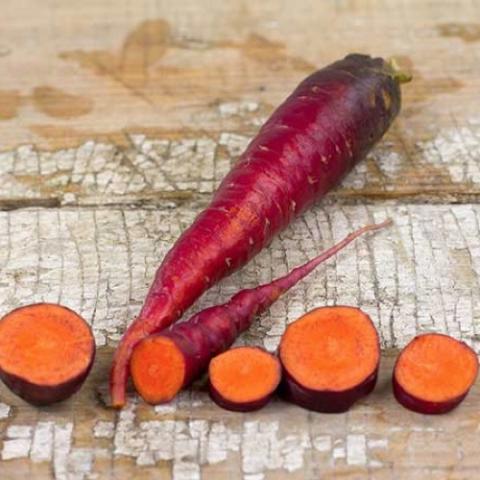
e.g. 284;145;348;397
0;303;95;405
279;306;380;412
393;333;478;414
130;335;187;405
209;347;281;412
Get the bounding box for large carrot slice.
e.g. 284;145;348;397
208;347;281;412
279;306;379;412
111;53;409;407
0;304;95;405
393;333;478;414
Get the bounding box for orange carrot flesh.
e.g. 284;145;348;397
131;336;186;404
0;304;95;405
209;347;281;411
280;307;379;391
394;334;478;411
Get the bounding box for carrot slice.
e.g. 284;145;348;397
209;347;281;411
393;333;478;414
130;336;186;405
0;303;95;405
279;306;379;412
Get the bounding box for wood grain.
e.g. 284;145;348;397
1;0;480;478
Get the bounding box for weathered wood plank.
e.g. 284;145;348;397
1;349;480;480
1;0;480;205
1;118;480;209
2;203;480;351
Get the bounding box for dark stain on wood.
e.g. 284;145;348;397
59;19;171;89
223;33;315;71
32;86;93;118
0;90;22;120
437;23;480;43
59;19;313;100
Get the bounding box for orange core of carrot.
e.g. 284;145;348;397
279;306;379;391
130;336;186;404
0;304;94;386
395;333;478;403
209;347;281;403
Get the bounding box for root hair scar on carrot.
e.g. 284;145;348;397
130;220;391;405
393;333;478;414
279;306;380;413
0;303;95;405
208;347;281;412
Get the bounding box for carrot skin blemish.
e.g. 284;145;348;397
130;221;391;405
279;306;380;413
393;333;478;414
111;53;407;407
0;303;95;406
208;347;281;412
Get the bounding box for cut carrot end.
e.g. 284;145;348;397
130;335;186;405
393;333;478;413
209;347;281;411
280;306;379;392
0;303;95;405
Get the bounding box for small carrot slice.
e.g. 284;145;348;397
393;333;478;414
208;347;281;412
279;306;380;412
0;303;95;405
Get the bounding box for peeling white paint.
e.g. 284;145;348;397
418;118;480;184
313;435;332;452
94;421;115;439
2;439;32;460
368;438;388;449
107;401;312;478
218;101;259;117
0;402;11;419
346;434;367;466
6;425;32;438
31;421;54;462
53;423;73;480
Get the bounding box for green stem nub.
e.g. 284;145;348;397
388;57;413;84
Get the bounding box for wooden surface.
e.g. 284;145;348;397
1;0;480;478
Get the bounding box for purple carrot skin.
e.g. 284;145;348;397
130;220;391;405
111;53;409;407
280;362;377;413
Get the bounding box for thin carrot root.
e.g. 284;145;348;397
130;220;391;405
393;333;478;414
0;304;95;405
208;347;281;412
279;306;380;413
